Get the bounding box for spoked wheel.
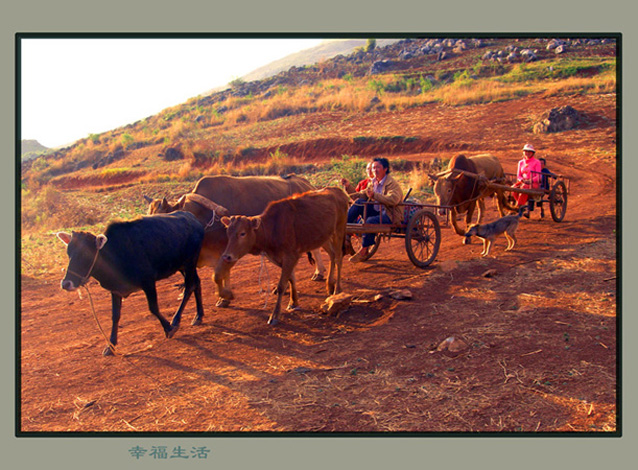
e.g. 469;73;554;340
405;209;441;268
549;181;568;222
350;233;382;261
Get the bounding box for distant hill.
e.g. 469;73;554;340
206;38;401;93
21;139;50;161
22;139;48;154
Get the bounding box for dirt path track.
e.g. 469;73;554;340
20;93;617;433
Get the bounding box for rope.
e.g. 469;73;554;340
79;284;170;392
82;285;118;356
205;209;217;230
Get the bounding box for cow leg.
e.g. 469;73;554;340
269;256;298;326
191;275;205;326
323;238;339;296
213;259;236;307
310;248;326;281
104;293;123;356
169;268;202;334
462;205;478;245
475;199;486;224
449;208;469;240
142;284;173;338
334;232;345;294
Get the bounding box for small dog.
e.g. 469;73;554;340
464;206;526;257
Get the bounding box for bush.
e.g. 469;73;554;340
22;186;108;231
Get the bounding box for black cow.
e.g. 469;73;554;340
57;211;205;356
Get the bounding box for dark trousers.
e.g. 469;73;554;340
347;199;392;248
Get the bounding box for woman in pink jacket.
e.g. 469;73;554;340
513;143;542;216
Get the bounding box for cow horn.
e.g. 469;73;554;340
143;195;153;204
435;169;454;178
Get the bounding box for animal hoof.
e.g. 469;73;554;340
216;298;231;308
267;317;279;326
166;325;179;338
463;236;472;245
103;346;115;356
191;317;203;326
311;273;325;282
286;304;300;311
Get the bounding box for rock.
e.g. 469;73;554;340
436;336;469;355
321;292;352;316
520;49;538;62
389;289;412;300
533;105;581;134
482;269;498;278
369;60;394;75
163;147;183;161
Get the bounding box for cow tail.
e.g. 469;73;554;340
501;190;520;212
307;252;316;266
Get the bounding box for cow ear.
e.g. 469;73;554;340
251;217;262;230
95;234;108;250
220;216;231;228
56;231;73;245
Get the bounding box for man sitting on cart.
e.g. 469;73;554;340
347;157;404;263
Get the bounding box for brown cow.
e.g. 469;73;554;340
429;154;517;242
218;187;349;325
145;174;326;308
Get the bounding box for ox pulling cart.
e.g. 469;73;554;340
434;167;571;223
346;191;442;269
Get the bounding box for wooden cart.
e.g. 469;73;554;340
493;171;571;222
346;197;442;269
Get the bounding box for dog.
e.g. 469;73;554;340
464;206;526;257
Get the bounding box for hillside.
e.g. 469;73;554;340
20;139;49;161
19;36;618;434
238;38;400;83
20;36;616;191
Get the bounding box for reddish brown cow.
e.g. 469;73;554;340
218;187;349;325
145;174;326;308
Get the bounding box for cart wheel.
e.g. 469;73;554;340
350;233;381;261
405;209;441;268
549;181;568;222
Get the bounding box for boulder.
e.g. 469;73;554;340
321;293;353;316
533;105;581;134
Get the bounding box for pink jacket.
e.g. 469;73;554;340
517;157;542;189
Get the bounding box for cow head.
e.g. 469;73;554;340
432;171;462;215
57;231;108;290
145;195;185;215
220;215;261;264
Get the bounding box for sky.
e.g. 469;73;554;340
20;38;325;148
